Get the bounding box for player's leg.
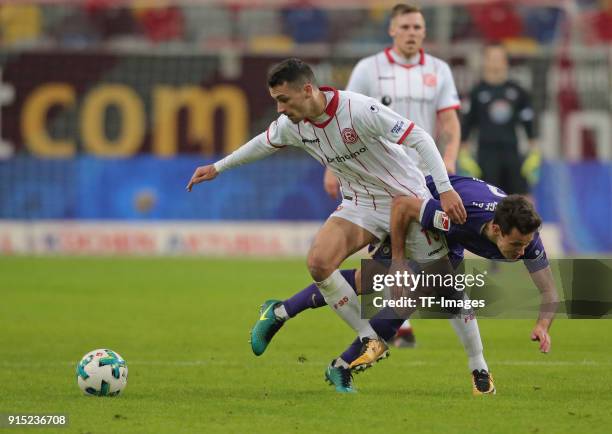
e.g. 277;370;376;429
450;312;495;395
312;204;398;392
252;202;384;362
413;196;494;394
306;216;380;338
347;220;448;371
249;269;357;356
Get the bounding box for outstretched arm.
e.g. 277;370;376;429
186;132;280;191
528;265;559;353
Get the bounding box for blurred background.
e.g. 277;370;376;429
0;0;610;257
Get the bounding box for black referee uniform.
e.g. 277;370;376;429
461;80;536;194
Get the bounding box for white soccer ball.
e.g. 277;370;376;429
76;349;128;397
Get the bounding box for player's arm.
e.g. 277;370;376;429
517;86;540;186
186;124;284;191
435;62;461;174
522;235;558;353
403;125;466;224
517;85;537;144
437;109;460;175
527;265;559;353
359;101;466;222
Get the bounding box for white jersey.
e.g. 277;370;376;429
214;88;452;211
346;48;460;169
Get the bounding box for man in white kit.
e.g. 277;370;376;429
186;58;466;371
325;3;462;347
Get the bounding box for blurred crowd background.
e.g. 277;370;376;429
2;0;612;50
0;0;610;256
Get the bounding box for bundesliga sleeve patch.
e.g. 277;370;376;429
390;120;405;135
433;210;451;231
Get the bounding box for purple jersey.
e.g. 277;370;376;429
421;175;548;273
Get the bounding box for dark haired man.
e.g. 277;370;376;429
460;43;539;195
251;175;558;394
187;58;466;380
325;3;463;348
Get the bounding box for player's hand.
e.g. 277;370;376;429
439;189;466;224
323;168;340;199
186;164;218;192
530;322;551;353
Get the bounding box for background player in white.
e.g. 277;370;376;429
326;3;464;347
187;58;466;365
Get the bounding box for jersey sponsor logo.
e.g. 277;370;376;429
341;128;359;144
301;137;320;144
326;146;368;163
423;73;437;87
433;210;451;231
391;120;405;135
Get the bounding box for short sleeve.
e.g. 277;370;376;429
420;198;450;232
522;233;549;273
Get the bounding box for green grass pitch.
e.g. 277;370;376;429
1;257;611;434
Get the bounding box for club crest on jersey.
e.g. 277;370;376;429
433;210;450;231
423;73;437;87
341;128;358;144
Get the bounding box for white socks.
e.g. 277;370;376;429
273;304;289;321
316;269;377;339
450;315;488;372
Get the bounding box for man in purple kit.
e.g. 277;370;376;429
251;175;559;394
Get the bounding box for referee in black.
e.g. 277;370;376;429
460;43;537;195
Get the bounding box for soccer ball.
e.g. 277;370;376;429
76;349;128;397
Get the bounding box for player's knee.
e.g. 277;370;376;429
307;253;333;282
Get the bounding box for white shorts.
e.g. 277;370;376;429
329;199;448;262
